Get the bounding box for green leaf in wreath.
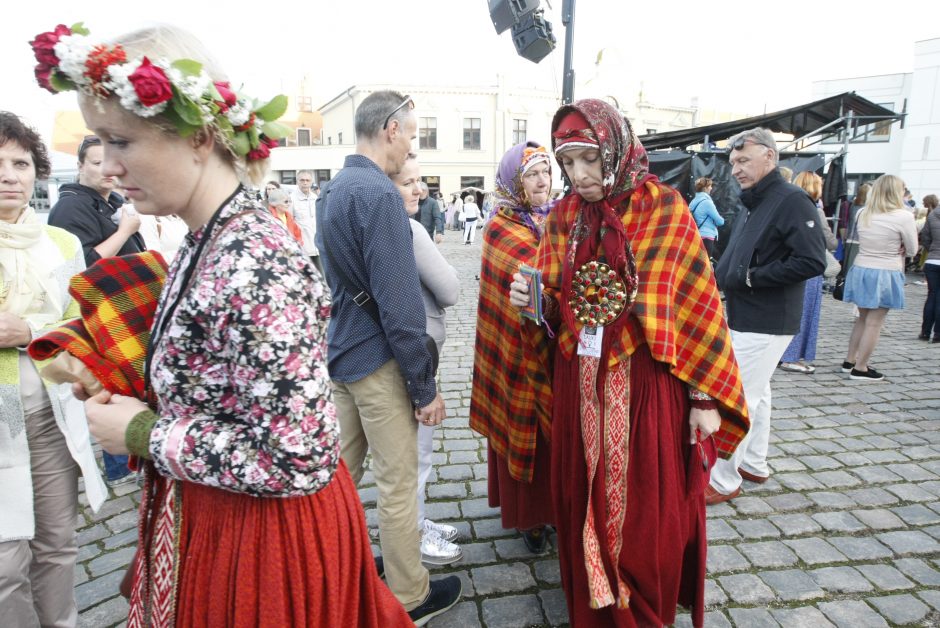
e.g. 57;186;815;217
172;95;205;128
70;22;90;36
261;121;292;140
171;59;203;77
254;94;288;122
231;133;250;156
49;72;75;93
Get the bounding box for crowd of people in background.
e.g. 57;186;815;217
3;18;940;628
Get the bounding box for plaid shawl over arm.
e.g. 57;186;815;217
469;211;552;482
525;183;749;458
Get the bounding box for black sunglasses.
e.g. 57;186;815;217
382;95;414;130
78;135;102;160
730;136;773;152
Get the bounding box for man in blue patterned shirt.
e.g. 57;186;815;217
317;90;460;626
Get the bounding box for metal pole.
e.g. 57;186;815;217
833;110;853;237
561;0;575;104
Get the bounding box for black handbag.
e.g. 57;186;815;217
319;199;439;373
832;274;846;301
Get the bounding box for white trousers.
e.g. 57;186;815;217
416;423;435;527
710;330;793;494
463;220;478;244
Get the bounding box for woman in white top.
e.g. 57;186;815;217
391;154;462;566
842;174;918;381
462;194;481;245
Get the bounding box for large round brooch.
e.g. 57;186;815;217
568;261;631;327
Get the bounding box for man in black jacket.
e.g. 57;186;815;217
414;182;444;243
707;127;826;504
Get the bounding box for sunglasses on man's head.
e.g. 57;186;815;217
731;137;772;151
382;95;415;130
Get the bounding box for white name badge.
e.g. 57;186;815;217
577;326;603;358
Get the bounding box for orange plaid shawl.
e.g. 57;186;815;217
470;208;552;482
29;251;168;399
530;182;749;457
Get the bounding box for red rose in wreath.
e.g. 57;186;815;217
214;81;237;112
30;24;71;66
128;57;173;107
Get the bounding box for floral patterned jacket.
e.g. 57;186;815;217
145;190;337;497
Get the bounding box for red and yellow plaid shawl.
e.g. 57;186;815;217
470;208;552;482
29;251;168;399
531;183;749;457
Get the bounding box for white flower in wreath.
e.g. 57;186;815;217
226;102;251;127
53;35;96;87
105;60;169;118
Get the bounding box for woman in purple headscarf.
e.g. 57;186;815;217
469;141;556;553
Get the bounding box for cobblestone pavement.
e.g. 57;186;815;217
75;232;940;627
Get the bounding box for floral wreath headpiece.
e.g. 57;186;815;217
29;23;291;162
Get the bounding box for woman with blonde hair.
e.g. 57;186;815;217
778;171;838;374
841;174;917;380
29;21;410;626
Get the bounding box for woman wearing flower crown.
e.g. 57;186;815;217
508;100;749;627
469;141;556;555
29;23;411;627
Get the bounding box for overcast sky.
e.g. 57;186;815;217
4;0;938;142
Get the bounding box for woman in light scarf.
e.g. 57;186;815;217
0;111;106;627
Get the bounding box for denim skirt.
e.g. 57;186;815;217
843;265;905;309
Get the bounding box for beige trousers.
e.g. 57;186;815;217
0;404;80;627
332;359;429;611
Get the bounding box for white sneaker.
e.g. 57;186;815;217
421;519;458;542
420;529;462;566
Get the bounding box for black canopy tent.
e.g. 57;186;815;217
634;93;903;256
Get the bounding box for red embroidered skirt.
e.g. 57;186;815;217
552;344;710;628
174;460;410;627
487;430;555;530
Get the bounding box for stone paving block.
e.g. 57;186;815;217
770;606;836;627
769;457;808;472
799;455;842;471
449;569;476;597
428;601;481;628
102;528;137;551
75;568;124;611
729;518;781;539
472;517;513;540
357;486;378;505
459;498;500;519
892;503;940;525
737;541;798;568
758;569;826;601
471;562;536;595
884;482;936;502
783;538;847;566
442;439;478;451
812;511;867;533
856;564;915;591
717;573;776;605
703;578;727;607
763;492;814;511
727;607;780;627
813;470;862;488
533;560;561;585
886;463;939;481
705;518;739;541
893;558;940;586
920;481;940;497
706;545;750;574
850;465;904;485
729;496;774;516
90;496;136;522
928;524;940;540
863;449;911;464
468;480;487;497
807;491;858;510
810;566;875;593
471;463;488;480
103;510;138;534
705;503;735;519
850;508;906;530
87;546;136;578
77;524;109;546
673;611;733;628
833;452;872;466
917;589;940;612
777;442;818;456
438;464;474;482
494;537;548;560
808;439;848;454
876;530;940;555
845;487;901;506
428;482;468;499
538;588;568;627
775;472;826;491
817;600;889;628
448;450;481;464
425;501;461;522
77;595;130;628
480;594;544;628
866;593;929;625
769;513;823;536
74;563;88;586
459;542;498;565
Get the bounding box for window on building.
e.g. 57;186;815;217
420;117;438;149
824;101;895;145
460;176;484;190
422;175;441;197
646;128;657;135
512;119;527;144
463;118;481;150
314;170;331;186
338;132;343;144
297;128;311;146
279;171;296;185
299;96;313;113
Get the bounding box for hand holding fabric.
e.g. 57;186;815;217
689;407;721;444
85;390;148;455
0;312;31;348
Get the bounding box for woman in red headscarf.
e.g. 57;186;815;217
509;100;749;627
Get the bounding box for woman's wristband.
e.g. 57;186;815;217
125;409;158;459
